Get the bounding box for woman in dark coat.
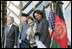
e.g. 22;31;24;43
33;10;51;48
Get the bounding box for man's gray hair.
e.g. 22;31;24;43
7;16;14;22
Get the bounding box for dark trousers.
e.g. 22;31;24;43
19;39;31;48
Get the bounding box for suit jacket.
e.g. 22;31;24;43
37;18;51;48
2;24;19;48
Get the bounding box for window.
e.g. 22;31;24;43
11;1;20;7
22;1;39;14
9;3;20;16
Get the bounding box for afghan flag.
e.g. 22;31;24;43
52;2;68;48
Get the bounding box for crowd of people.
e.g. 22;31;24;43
1;10;51;48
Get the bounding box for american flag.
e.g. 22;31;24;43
48;3;55;38
50;4;55;31
49;3;55;48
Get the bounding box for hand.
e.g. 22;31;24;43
26;30;31;37
26;30;29;35
19;39;22;44
35;30;38;34
14;46;17;48
28;32;31;37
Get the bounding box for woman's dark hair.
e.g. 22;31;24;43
33;10;44;19
27;16;34;23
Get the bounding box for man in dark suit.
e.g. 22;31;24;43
2;16;19;48
33;10;51;48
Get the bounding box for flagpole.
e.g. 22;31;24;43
49;10;51;36
43;1;44;5
49;1;52;48
32;1;35;10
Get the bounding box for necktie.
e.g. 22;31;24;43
7;26;10;33
20;25;24;39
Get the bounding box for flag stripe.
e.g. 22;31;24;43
52;40;62;48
